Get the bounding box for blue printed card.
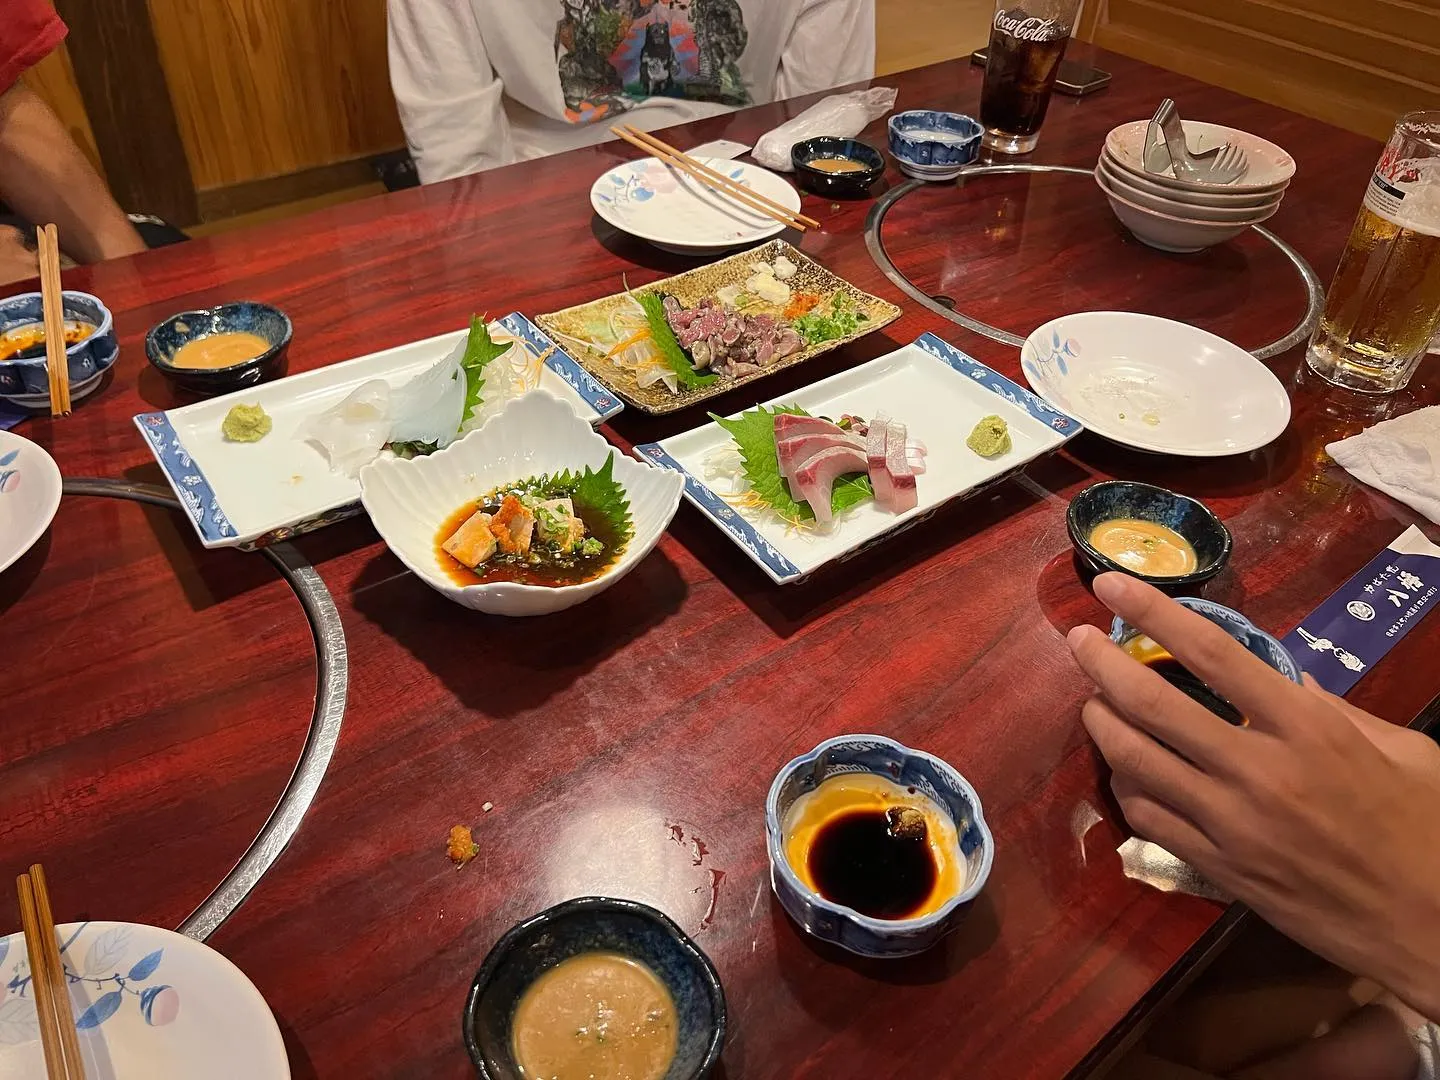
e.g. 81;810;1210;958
1283;525;1440;695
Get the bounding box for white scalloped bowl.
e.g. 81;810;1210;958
358;391;682;616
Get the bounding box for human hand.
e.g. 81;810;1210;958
0;226;38;287
1067;572;1440;1022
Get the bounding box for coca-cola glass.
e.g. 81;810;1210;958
979;0;1083;154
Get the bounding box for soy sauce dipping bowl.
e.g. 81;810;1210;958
463;896;726;1079
791;137;885;197
1109;596;1303;685
1068;480;1232;590
765;734;994;958
145;301;291;396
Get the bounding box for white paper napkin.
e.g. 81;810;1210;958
1327;405;1440;524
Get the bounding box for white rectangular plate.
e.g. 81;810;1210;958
135;313;621;549
636;333;1083;584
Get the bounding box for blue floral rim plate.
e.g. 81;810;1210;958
636;333;1082;585
0;290;119;398
765;735;995;957
0;920;289;1078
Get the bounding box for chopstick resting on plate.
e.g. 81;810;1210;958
17;864;86;1079
610;124;820;233
36;224;70;416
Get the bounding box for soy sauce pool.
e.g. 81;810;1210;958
807;808;938;919
1124;634;1245;725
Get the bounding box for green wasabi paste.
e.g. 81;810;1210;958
221;403;272;443
966;415;1011;458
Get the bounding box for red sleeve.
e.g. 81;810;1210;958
0;0;68;95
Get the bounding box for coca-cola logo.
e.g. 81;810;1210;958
993;10;1062;40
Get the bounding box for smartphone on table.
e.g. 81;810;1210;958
969;48;1111;96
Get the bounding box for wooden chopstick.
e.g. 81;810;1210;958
28;865;84;1077
610;125;819;232
36;225;69;416
17;867;82;1079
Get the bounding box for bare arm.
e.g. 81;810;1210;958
0;80;145;265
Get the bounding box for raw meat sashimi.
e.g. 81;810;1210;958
866;419;894;510
774;413;845;440
790;445;869;526
882;419;918;513
777;432;864;481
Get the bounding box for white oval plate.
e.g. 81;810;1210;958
0;921;289;1079
360;390;683;616
0;430;61;574
590;157;801;254
1021;312;1291;456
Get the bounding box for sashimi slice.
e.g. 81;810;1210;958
774;413;845;440
389;342;466;447
790;445;869;527
866;418;896;510
299;379;392;477
777;431;864;481
883;419;918;513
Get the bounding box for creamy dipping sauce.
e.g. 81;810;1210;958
169;330;271;370
1089;518;1198;577
807;157;869;174
512;952;677;1080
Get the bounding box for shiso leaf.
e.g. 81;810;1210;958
710;405;872;521
515;452;634;552
637;292;716;390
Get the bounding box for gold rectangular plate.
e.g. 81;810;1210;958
535;240;902;415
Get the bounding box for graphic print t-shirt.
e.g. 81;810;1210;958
388;0;875;183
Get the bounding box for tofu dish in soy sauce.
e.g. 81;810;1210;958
434;452;633;588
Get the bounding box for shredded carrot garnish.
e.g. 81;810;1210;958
605;329;652;357
784;292;822;320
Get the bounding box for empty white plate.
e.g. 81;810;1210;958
0;429;61;574
1021;312;1291;456
590;157;802;254
0;921;288;1079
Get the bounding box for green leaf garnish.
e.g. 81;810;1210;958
793;293;868;348
637;292;716;390
710;405;872;521
511;452;633;553
460;314;514;425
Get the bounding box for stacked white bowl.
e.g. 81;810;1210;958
1096;119;1296;253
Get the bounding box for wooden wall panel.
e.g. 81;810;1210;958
145;0;405;191
1078;0;1440;140
22;42;103;178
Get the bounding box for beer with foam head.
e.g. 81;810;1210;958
1308;112;1440;393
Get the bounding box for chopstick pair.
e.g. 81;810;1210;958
36;224;70;417
609;124;821;233
17;864;86;1079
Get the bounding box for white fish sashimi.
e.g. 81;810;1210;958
389;342;466;446
299;379;392;477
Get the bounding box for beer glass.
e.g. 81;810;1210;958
1307;111;1440;394
978;0;1083;154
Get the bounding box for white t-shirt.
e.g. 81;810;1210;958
387;0;876;184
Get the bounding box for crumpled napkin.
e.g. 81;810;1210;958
1327;405;1440;524
752;87;898;171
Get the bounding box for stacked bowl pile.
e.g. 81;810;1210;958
1096;119;1296;253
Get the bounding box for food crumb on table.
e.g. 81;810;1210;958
447;824;479;868
482;802;494;813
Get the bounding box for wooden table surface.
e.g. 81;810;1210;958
5;48;1439;1080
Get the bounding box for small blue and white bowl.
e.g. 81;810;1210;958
765;735;994;958
1109;596;1302;685
887;110;983;182
464;896;726;1079
0;291;118;404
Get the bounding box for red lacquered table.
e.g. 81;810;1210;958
4;49;1438;1080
